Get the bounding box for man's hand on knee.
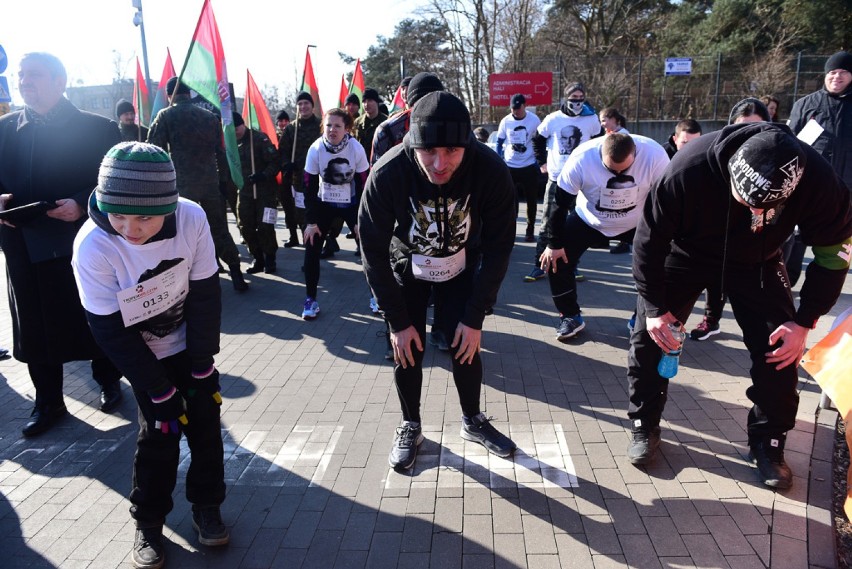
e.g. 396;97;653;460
391;326;423;369
452;323;481;365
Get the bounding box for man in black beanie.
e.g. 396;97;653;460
344;93;361;122
626;122;852;490
359;91;517;471
116;99;148;142
788;51;852;189
275;110;290;133
354;88;387;157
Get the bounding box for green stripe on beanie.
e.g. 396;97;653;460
96;141;178;216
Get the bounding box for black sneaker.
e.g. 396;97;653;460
690;316;721;341
556;315;585;342
389;421;424;471
627;421;661;465
132;526;164;569
610;241;631;254
460;413;516;457
749;436;793;489
192;506;229;546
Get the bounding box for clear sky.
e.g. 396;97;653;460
1;0;419;110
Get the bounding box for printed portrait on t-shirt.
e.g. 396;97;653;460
558;125;582;155
322;157;354;185
134;258;186;340
597;174;638;213
510;125;528;153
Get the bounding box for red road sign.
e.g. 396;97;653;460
489;72;553;107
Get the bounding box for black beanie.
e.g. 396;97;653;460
401;76;413;88
406;72;445;106
825;51;852;73
115;99;134;118
232;112;244;127
166;76;190;96
345;93;360;106
276;110;290;121
297;91;314;105
408;92;471;149
728;128;806;209
363;88;381;103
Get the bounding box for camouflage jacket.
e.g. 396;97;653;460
147;97;229;194
278;114;321;192
119;122;149;143
353;112;387;161
237;129;280;195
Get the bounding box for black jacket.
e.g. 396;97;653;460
359;135;516;332
0;98;121;263
633;122;852;328
788;86;852;188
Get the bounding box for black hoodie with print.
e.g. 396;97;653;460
633;122;852;328
359;133;516;333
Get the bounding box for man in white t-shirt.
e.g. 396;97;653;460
496;94;542;241
526;82;602;281
539;132;669;341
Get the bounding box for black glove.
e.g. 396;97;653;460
147;385;187;435
190;365;222;405
248;172;266;184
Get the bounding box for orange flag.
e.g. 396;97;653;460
242;70;278;148
348;59;365;105
132;57;151;128
301;47;323;119
338;75;348;108
801;309;852;517
150;48;176;122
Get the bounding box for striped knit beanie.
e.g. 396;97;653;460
96;142;178;215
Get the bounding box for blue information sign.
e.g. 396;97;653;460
665;58;692;76
0;45;7;75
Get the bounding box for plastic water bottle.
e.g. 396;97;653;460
658;322;687;379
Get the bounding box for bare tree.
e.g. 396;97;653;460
497;0;545;72
427;0;501;121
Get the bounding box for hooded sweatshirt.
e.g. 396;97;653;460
358;133;516;332
633;122;852;328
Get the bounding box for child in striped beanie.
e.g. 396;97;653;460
72;141;229;568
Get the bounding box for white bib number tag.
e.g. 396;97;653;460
292;185;305;209
411;250;466;282
508;129;526;145
599;185;639;211
320;182;351;204
262;207;277;225
116;260;190;327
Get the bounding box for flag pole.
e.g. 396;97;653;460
248;69;257;200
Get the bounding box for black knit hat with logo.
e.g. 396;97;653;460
728;129;806;208
408;92;471;149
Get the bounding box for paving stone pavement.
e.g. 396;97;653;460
0;215;848;569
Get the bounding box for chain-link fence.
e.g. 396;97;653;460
488;53;831;125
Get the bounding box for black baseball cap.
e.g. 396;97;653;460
511;94;526;109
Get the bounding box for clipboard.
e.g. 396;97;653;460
0;201;58;224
